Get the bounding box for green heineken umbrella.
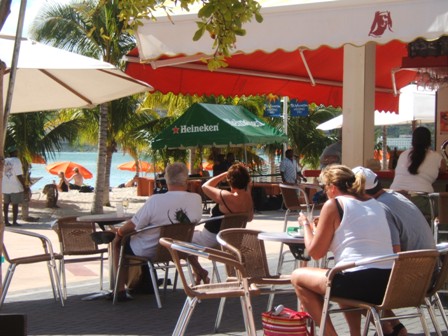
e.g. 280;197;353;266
152;103;287;150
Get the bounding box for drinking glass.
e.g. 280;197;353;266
122;198;129;214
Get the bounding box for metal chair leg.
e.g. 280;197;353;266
0;265;16;308
434;293;448;331
214;297;227;332
148;262;162;308
113;249;125;305
173;297;198;336
426;297;443;336
49;259;65;307
46;260;60;302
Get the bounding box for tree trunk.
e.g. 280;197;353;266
20;160;31;221
21;200;29;220
269;154;276;183
103;144;114;206
0;0;12;31
91;103;109;214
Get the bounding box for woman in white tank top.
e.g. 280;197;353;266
291;165;393;336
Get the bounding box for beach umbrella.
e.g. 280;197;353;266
46;161;93;179
1;35;153;114
117;160;152;173
202;162;213;171
317;87;436;131
31;154;46;164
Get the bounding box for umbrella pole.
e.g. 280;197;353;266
382;126;388;170
282;96;289;155
0;0;27;304
4;0;27;120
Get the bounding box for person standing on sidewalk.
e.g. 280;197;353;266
2;146;29;226
280;149;307;185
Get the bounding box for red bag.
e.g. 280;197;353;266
262;307;314;336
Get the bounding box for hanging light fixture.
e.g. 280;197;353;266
392;37;448;93
414;68;448;91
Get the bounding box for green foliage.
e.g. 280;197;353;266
30;0;135;65
287;104;341;168
5;112;82;184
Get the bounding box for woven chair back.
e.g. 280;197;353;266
381;249;438;310
219;228;270;279
57;217;100;255
219;213;249;231
153;222;196;263
279;185;302;211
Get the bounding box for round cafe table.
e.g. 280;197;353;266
77;213;133;300
257;231;310;261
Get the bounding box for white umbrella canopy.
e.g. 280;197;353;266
135;0;447;60
1;35;153;113
317;112;404;131
317;85;436;130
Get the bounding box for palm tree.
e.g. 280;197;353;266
288;104;341;168
30;0;137;213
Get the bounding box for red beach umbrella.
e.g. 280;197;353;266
202;162;213;171
117;160;155;173
46;161;93;179
31;154;46;164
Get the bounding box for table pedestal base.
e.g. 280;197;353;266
287;243;311;261
81;290;112;301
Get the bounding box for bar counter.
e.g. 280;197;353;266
303;170;448;192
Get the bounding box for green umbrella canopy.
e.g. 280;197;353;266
152;103;287;150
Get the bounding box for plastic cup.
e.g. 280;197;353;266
116;202;124;216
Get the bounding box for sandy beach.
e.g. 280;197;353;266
25;186;148;224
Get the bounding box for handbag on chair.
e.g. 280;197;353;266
262;306;314;336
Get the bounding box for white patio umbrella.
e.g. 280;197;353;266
317;112;405;131
1;35;153;113
317;85;436;130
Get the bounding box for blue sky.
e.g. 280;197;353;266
1;0;70;37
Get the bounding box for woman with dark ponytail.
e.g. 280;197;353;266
391;126;446;193
390;126;446;223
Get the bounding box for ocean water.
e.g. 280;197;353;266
30;152;150;191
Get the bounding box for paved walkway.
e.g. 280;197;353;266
1;209;447;335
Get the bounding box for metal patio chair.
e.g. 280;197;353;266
1;228;64;308
215;228;293;332
159;237;259;336
200;213;250;282
113;222;197;307
425;243;448;335
319;249;439;336
55;216;108;299
277;183;311;273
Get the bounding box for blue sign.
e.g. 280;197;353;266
290;99;309;117
264;98;282;117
